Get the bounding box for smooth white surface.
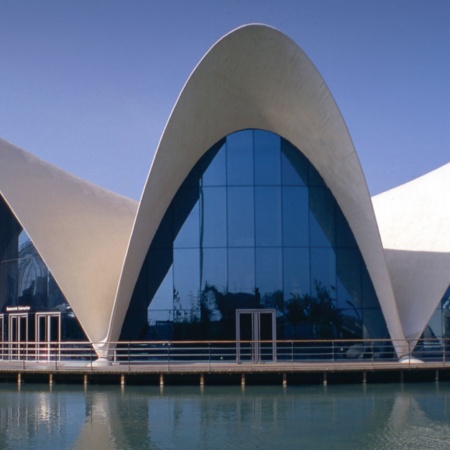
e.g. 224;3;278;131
373;163;450;342
0;138;138;344
111;25;406;355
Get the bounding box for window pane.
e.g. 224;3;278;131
281;140;308;186
336;248;361;309
283;247;310;299
228;248;255;295
227;130;254;185
203;142;227;186
255;187;281;246
227;187;254;247
309;187;335;247
256;248;283;310
201;248;227;292
173;189;199;248
335;207;357;248
200;187;226;247
173;249;200;320
254;130;280;185
310;247;336;292
282;187;309;246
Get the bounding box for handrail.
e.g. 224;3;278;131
0;337;447;371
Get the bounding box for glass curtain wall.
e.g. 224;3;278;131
0;196;87;343
122;130;388;342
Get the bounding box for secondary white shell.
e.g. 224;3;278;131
0;138;137;343
373;163;450;341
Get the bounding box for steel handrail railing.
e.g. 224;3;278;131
0;338;447;370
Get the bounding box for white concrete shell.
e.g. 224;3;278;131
111;25;407;355
373;163;450;343
0;138;138;344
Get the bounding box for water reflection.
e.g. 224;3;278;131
0;383;449;449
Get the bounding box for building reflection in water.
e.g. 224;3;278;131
0;383;449;449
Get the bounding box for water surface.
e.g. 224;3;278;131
0;382;449;449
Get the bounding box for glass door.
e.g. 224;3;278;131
36;313;61;361
236;309;276;363
9;314;28;360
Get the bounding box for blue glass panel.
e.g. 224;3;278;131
281;140;308;185
174;191;199;248
310;247;336;292
335;207;357;248
200;187;227;247
255;187;282;246
202;142;227;186
254;130;280;185
336;248;361;309
361;266;379;309
308;162;326;186
148;265;174;322
363;308;387;339
282;187;309;247
227;130;254;185
256;247;283;309
201;248;227;292
227;187;254;247
283;247;310;300
173;249;200;321
309;187;335;247
228;248;255;295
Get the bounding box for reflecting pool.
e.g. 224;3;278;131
0;382;449;449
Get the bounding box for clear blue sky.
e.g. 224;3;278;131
1;0;449;199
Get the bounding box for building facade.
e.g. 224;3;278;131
0;25;448;361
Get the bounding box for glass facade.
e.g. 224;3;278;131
121;130;388;342
0;196;87;344
413;286;450;359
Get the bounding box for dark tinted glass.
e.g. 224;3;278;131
310;247;336;291
203;142;226;186
309;187;335;247
255;187;282;246
283;247;310;298
173;249;200;312
336;248;361;308
227;187;254;247
282;187;309;246
256;247;283;307
228;248;255;294
227;130;254;185
254;130;280;185
201;187;227;247
281;140;308;185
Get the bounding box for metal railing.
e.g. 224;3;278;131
0;338;447;370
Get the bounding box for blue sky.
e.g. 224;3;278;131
1;0;449;199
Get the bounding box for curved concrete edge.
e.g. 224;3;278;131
110;24;406;356
0;138;138;344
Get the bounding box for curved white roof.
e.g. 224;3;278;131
373;163;450;341
110;25;406;354
0;138;138;343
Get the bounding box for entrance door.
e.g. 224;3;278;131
236;309;276;363
36;313;61;361
9;314;28;360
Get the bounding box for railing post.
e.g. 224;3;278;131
208;341;211;367
332;340;334;362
